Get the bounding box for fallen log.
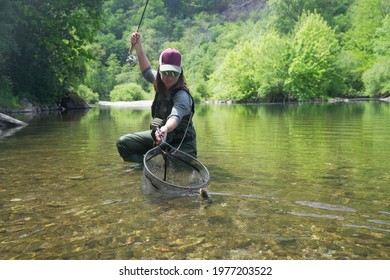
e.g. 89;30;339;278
0;113;28;128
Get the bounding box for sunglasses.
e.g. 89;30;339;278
161;71;180;77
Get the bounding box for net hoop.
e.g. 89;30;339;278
142;143;210;195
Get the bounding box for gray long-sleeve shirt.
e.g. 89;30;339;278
142;67;192;124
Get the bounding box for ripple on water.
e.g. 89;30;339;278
343;224;390;233
288;211;344;221
295;201;357;213
367;219;390;226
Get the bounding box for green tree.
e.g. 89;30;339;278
172;13;229;100
208;30;290;102
285;12;341;100
343;0;385;68
0;0;18;107
84;43;107;99
1;0;103;104
106;54;122;91
0;76;18;108
340;0;388;95
253;31;291;101
362;15;390;96
0;0;16;74
267;0;353;34
164;0;229;20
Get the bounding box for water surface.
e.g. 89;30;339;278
1;101;390;259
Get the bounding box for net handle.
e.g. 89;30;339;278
156;127;166;142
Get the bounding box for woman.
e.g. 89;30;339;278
116;32;197;165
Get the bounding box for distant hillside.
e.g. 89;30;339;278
222;0;267;20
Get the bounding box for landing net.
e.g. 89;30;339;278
142;142;210;196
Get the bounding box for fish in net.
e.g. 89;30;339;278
142;142;210;197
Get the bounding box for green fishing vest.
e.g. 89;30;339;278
150;87;196;144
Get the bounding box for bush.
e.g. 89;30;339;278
362;59;390;97
77;84;99;103
109;83;147;101
0;76;19;108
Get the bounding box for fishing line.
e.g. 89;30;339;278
126;0;150;67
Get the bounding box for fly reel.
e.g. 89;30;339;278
126;54;138;67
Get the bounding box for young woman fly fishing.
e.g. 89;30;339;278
116;1;209;199
116;31;197;166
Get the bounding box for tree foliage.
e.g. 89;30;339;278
362;14;390;96
285;12;341;100
339;0;389;95
267;0;354;34
110;82;146;101
0;0;103;104
1;0;390;106
77;84;99;103
209;30;290;102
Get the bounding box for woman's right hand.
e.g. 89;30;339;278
130;32;141;50
155;126;168;145
129;31;150;71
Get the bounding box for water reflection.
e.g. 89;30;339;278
0;126;26;140
1;102;390;259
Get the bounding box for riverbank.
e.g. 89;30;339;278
98;100;153;108
98;96;390;108
2;96;390;118
1;96;389;140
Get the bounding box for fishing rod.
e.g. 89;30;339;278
126;0;150;67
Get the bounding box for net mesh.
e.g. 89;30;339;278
142;143;210;196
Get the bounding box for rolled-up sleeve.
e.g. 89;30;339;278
141;67;157;83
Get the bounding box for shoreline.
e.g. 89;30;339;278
98;100;153;108
2;96;389;115
98;97;389;108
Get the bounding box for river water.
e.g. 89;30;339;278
1;101;389;260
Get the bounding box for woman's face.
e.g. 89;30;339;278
160;70;180;89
